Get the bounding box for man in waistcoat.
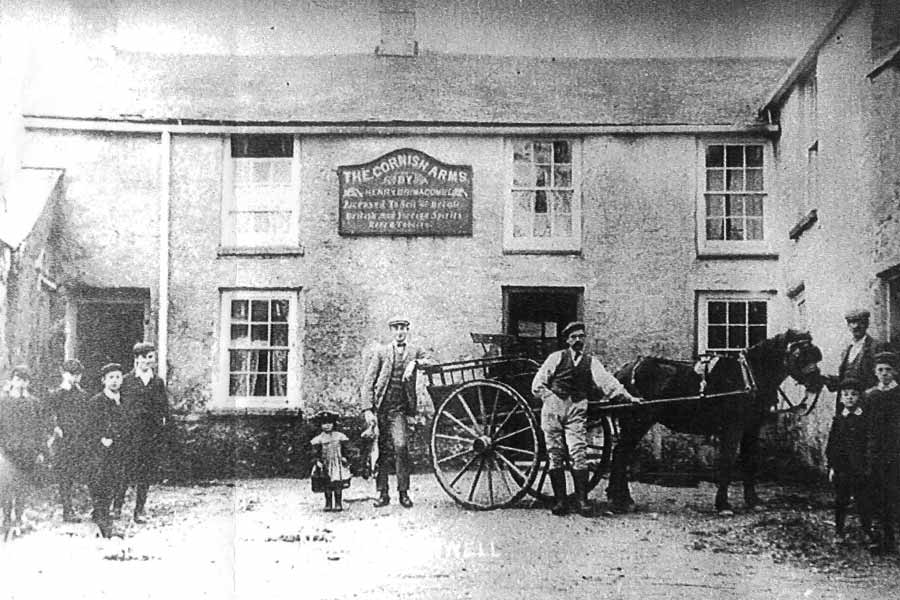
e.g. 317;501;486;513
827;309;882;411
532;322;640;516
362;316;432;508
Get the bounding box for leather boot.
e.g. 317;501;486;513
572;470;593;517
324;490;334;511
334;489;344;512
399;491;413;508
549;469;568;516
373;492;390;508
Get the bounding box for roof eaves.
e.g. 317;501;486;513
761;0;862;113
869;41;900;79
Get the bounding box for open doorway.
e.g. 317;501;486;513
503;286;582;360
73;290;148;393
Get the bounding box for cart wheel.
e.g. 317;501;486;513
430;380;541;510
525;416;614;504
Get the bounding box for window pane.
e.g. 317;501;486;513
708;325;727;349
271;300;289;322
251;300;269;322
271;349;289;372
553;141;571;164
745;145;763;167
749;325;767;347
726;196;745;216
708;301;727;324
251;324;269;343
746;168;763;191
534;190;548;213
706;145;724;167
728;302;747;324
726;218;745;240
535;165;550;187
728;326;746;348
251;374;268;396
229;350;249;372
253;160;270;184
748;301;767;324
726;169;744;191
533;214;551;237
746;218;763;240
512;191;532;238
534;142;552;163
253;350;270;372
231;300;249;320
553;165;572;187
706;170;723;191
269;374;287;397
726;145;743;167
512;141;532;163
513;162;535;187
231;134;292;158
706;219;724;240
229;374;248;396
745;196;763;216
271;324;289;347
553;214;572;236
230;324;248;342
270;160;293;185
706;195;725;217
551;190;572;214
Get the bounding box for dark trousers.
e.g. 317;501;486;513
833;470;872;534
872;468;899;549
90;448;123;524
56;443;86;513
376;409;411;493
114;445;158;514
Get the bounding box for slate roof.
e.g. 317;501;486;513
24;51;792;127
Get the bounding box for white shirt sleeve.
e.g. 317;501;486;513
590;358;629;399
531;351;563;401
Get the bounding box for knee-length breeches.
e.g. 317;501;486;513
540;396;587;470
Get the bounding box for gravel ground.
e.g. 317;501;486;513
1;474;898;599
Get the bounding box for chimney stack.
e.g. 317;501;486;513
376;0;417;57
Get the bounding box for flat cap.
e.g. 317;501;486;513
561;321;586;338
61;359;84;374
838;376;864;391
387;316;410;327
874;351;898;367
844;308;871;322
132;342;156;357
11;365;31;380
100;363;123;378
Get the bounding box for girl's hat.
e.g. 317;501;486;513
874;351;898;368
313;411;340;424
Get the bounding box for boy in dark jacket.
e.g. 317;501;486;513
864;351;900;554
46;359;90;522
825;377;872;540
87;363;128;538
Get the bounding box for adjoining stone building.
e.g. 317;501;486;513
762;0;900;468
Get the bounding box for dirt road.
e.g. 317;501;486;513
1;474;897;599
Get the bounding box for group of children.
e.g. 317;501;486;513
0;343;169;539
826;351;900;554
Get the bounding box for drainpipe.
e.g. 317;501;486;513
158;131;170;380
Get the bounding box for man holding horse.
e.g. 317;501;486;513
532;321;640;517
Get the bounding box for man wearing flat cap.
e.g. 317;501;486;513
532;322;640;516
828;308;882;412
362;316;433;508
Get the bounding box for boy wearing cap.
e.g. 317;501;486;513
86;363;127;538
864;351;900;554
825;377;872;540
362;316;433;508
114;342;170;524
46;359;91;522
0;365;48;539
532;322;640;516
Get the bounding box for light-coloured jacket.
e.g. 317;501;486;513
362;342;432;413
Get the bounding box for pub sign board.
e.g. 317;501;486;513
338;148;473;236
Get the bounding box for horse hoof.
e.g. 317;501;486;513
717;509;735;517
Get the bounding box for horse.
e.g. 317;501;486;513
607;329;824;515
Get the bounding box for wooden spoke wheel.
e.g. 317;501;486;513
430;380;541;510
524;416;614;504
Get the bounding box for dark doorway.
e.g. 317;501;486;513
503;287;582;361
77;302;145;393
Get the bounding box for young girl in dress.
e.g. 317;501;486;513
310;412;350;511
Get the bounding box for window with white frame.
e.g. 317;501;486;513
698;142;770;255
218;290;301;409
697;292;771;354
505;139;581;253
222;134;299;248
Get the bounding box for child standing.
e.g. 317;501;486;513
825;377;872;541
310;412;350;512
864;351;900;555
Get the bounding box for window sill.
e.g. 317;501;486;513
697;241;776;260
204;405;303;417
503;238;582;255
218;246;305;257
788;209;818;241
